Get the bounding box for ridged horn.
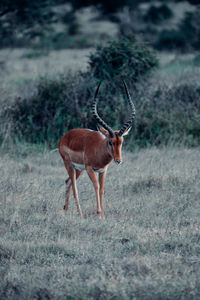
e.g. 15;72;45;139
118;80;136;137
92;81;115;138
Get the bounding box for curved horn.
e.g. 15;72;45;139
118;80;136;137
92;81;115;138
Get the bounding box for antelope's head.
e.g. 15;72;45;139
92;80;136;164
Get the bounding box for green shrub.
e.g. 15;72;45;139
178;10;200;50
88;36;158;83
144;4;173;24
2;76;200;149
155;10;200;51
3;75;92;146
62;11;80;36
1;37;200;149
2;74;136;147
154;30;186;51
133;83;200;148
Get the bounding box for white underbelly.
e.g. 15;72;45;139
71;162;105;173
71;162;85;171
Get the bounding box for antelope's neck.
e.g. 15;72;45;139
98;139;113;166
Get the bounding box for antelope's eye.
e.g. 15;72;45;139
108;140;113;147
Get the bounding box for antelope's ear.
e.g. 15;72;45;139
99;127;110;138
122;127;131;137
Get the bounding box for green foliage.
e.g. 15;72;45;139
0;0;139;48
0;1;83;49
62;11;80;36
0;0;55;46
4;75;93;146
188;0;200;4
88;36;158;83
154;30;187;51
144;4;173;24
155;10;200;51
0;0;54;26
178;11;200;50
133;83;200;148
2;74;134;146
0;36;159;147
1;38;199;149
2;74;200;149
68;0;139;15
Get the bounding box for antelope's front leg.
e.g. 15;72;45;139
99;168;107;219
86;167;101;217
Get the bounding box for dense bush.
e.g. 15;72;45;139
0;36;158;147
88;36;158;83
133;83;200;148
1;75;200;149
1;75;92;146
68;0;139;15
154;30;187;51
143;4;173;24
155;9;200;51
1;74;137;146
1;37;200;149
178;10;200;50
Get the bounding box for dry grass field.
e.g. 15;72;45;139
0;36;200;298
0;48;92;102
0;0;200;297
0;145;200;299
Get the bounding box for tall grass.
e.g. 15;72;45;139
0;146;200;299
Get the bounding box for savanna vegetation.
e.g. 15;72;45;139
0;0;200;299
1;147;200;299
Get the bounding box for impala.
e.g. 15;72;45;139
58;80;135;218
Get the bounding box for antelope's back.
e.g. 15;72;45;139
58;128;104;153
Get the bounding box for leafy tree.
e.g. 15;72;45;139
0;0;142;46
0;0;57;44
155;9;200;51
69;0;141;15
88;36;158;83
143;4;173;24
187;0;200;4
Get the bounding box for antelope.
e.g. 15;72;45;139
58;80;135;219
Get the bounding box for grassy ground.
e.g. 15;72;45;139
0;145;200;299
0;43;199;299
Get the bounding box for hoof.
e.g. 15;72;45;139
97;211;105;220
63;205;69;211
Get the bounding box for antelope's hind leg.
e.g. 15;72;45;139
63;177;71;210
62;154;83;216
64;170;82;211
71;169;83;216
